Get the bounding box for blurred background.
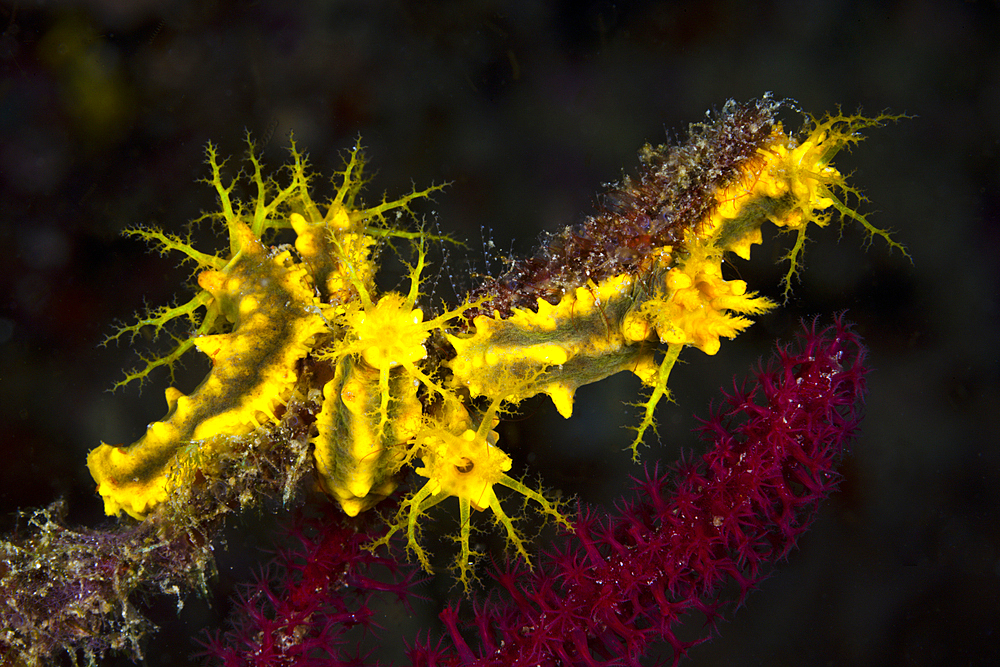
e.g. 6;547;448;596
0;1;997;665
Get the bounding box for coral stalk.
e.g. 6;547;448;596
199;504;419;667
413;318;867;666
0;406;316;666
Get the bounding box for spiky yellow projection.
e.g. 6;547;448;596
371;396;570;590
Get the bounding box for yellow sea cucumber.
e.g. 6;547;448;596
89;140;444;519
91;99;904;588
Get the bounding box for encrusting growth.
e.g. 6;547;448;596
86;97;903;591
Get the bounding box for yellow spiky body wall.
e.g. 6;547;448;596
89;98;904;588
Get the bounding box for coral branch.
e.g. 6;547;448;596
0;405;317;666
414;318;867;666
198;503;421;667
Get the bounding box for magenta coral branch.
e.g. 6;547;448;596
199;505;421;667
413;319;867;667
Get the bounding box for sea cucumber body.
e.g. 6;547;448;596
88;226;327;518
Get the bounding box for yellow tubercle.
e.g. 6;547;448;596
327;202;353;230
448;274;656;418
545;384;577;419
88;442;169;519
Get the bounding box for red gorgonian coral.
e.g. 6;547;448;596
412;318;866;666
201;318;866;667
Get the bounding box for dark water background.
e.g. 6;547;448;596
0;1;997;665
